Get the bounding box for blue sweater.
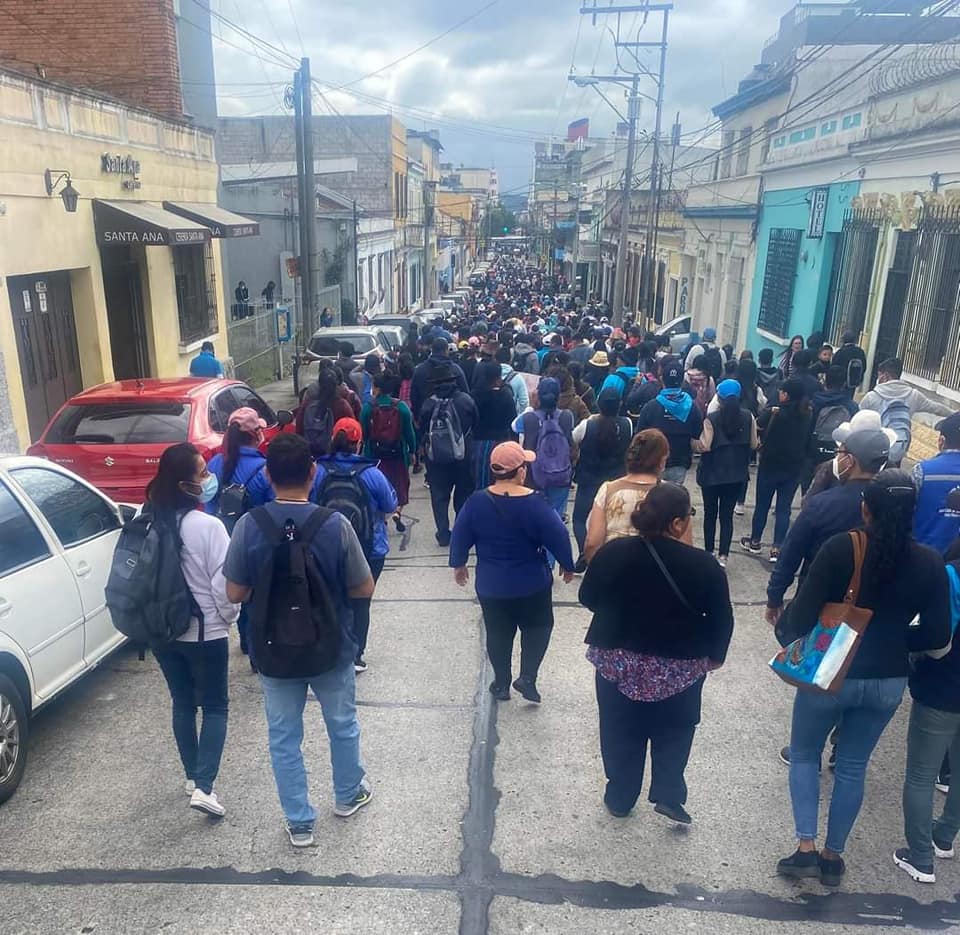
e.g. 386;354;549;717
206;447;274;516
913;450;960;555
449;489;575;598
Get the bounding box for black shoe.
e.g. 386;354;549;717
893;847;935;883
778;745;790;766
412;462;424;474
393;515;406;533
819;853;846;887
489;681;510;701
603;797;631;818
512;677;542;704
574;555;588;574
354;656;368;674
435;531;451;547
654;802;692;825
740;536;761;554
776;849;820;879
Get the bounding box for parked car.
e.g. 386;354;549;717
655;314;693;355
295;325;403;390
27;378;294;504
0;456;134;804
369;313;431;337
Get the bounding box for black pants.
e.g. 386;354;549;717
596;671;702;813
350;556;385;660
478;586;554;688
427;458;475;536
572;479;601;555
701;481;742;555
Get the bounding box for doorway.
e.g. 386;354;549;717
100;245;150;380
7;272;83;441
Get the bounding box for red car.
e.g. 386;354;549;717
27;378;294;503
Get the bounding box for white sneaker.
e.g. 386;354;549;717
190;788;226;818
734;503;745;516
184;779;196;795
717;555;728;568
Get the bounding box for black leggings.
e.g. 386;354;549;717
478;586;554;687
701;481;742;555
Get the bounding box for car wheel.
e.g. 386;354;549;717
0;674;28;805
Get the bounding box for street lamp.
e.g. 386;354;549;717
44;169;80;213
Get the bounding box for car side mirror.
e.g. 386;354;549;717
276;409;294;427
119;504;138;523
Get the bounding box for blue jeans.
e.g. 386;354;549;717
154;637;229;795
662;465;687;486
260;661;365;827
750;469;799;546
789;676;906;854
542;485;570;569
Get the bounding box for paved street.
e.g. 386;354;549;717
2;465;960;935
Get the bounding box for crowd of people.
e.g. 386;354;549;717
120;253;960;888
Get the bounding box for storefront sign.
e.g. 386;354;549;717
102;153;141;176
22;290;31;312
808;187;829;239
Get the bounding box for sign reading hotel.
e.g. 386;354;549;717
807;187;829;239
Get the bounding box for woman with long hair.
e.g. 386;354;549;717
778;334;805;378
571;388;633;572
568;360;598;413
580;483;733;824
296;367;355;451
696;380;758;567
775;470;950;887
471;359;518;490
146;443;239;818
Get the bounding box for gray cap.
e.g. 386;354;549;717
842;428;891;469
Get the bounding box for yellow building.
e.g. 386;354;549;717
0;69;259;450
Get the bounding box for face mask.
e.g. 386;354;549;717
832;454;850;480
184;473;219;504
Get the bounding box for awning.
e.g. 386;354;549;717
93;200;211;247
162;201;260;238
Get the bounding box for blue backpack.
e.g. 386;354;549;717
528;411;572;489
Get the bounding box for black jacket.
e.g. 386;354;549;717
635;394;704;470
411;355;469;421
757;402;812;477
698;410;753;488
910;559;960;713
418;388;478;443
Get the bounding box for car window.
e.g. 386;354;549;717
47;403;190;445
231;386;277;425
309;334;376;356
0;481;50;577
11;468;120;547
208;388;238;434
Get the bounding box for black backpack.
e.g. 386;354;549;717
105;506;202;653
218;484;250;533
247;507;342;678
303;399;335;457
703;346;723;383
314;463;376;557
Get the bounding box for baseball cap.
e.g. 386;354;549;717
662;360;683;388
936;411;960;445
332;417;362;444
832;409;882;444
717;378;741;400
842;428;892;468
703;326;717;341
228;407;267;434
489;441;535;476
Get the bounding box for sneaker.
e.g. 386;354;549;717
184;779;196;795
933;834;955;859
819;853;846;887
740;537;761;554
893;847;935;884
574;555;588;574
769;547;780;564
512;677;542;704
654;802;692;825
776;848;820;879
393;515;406;533
936;779;950;794
489;681;511;702
412;462;424;475
190;788;226;818
284;819;315;848
734;503;745;516
778;746;791;767
354;656;368;674
335;779;373;818
717;554;728;569
435;531;451;547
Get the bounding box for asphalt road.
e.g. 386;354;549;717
2;471;959;934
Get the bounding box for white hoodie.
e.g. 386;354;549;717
859;379;953;421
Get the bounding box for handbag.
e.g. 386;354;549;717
643;540;707;620
769;531;872;695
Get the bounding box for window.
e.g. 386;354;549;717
803;127;816;141
760;117;778;165
208;389;237;434
231;386;277;426
12;468;120;547
736;126;752;177
308;333;376;356
173;244;217;345
773;135;786;149
719;128;735;179
0;481;50;577
757;228;802;338
48;402;191;444
368;257;374;299
821;120;837;136
842;112;862;130
788;129;805;144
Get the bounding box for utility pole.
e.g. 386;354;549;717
352;200;360;321
292;64;309;397
649;161;665;322
642;9;669;323
571;154;583;301
614;76;640;327
423;180;436;306
552;180;559;277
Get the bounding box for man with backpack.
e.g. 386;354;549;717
350;354;382;407
805;365;859;491
683;326;726;380
860;357;955;467
599;345;641;406
224;434;375;848
410;337;469;422
419;367;478;547
635;360;702;485
831;332;868;400
298;369;355;458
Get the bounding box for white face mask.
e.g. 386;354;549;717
832;453;850;480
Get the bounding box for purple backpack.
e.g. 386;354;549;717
529;411;572;489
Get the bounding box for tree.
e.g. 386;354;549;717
485;202;517;237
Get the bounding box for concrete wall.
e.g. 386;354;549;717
175;0;218;130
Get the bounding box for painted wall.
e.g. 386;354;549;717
746;181;860;351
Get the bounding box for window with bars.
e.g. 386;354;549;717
173;244;217;344
736;126;752;177
757;228;801;338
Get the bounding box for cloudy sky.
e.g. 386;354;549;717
212;0;788;195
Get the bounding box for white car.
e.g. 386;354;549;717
0;456;130;804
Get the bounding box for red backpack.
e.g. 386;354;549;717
370;400;403;458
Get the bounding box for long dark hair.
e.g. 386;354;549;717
590;389;622;450
718;394;744;439
221;422;258;484
737;359;759;416
473;359;503;392
631;482;691;539
863;469;917;579
146;442;201;513
315;369;338;409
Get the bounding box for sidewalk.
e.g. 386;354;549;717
256;375;299;413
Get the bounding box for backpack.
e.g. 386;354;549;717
426;396;466;463
303;399;335;457
105;506;201;652
513;348;537;373
812;404;849;459
529;411;573;488
314;463;376;558
218;483;250;533
247;507;342;678
845;355;865;391
369;399;403;458
880;397;912;464
703;346;723;383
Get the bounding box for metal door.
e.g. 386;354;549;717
872;230;916;386
7;272;83;442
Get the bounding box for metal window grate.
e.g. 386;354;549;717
174;244;218;344
757;228;801;338
823;208;882;348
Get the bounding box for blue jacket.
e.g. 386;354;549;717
189;349;223;377
600;366;639;398
913;450;960;555
766;478;870;607
206;447;274;516
310;453;399;558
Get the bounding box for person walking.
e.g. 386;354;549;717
774;471;951;888
470;359;517;489
420;367;478;547
312;418;398;674
778;334;805;378
224;434;376;848
831;331;868;399
684;354;716;417
696;379;758;567
580;483;734;824
145;443;239;818
350;354;382;407
297;369;355;456
571;388;633;572
741;378;812;563
410;337;469;422
360;373;415;527
450;442;575;703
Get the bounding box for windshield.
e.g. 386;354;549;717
47;402;191;445
309;334;377;356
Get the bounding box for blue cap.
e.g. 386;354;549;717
703;326;717;341
717;378;741;400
